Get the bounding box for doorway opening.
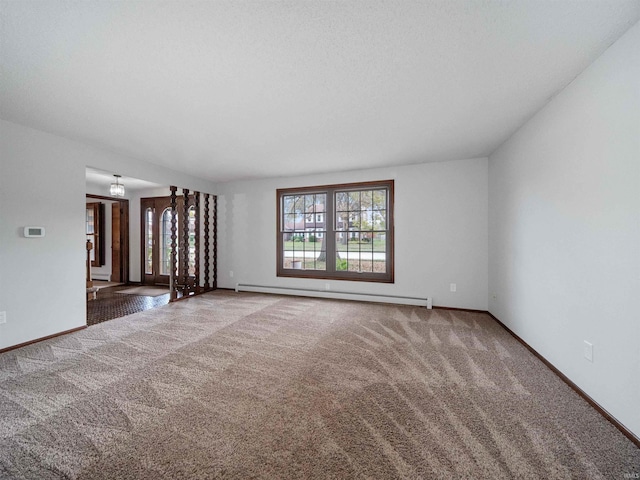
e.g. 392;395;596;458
85;169;217;324
85;167;168;325
140;187;217;301
141;195;196;286
86;194;129;285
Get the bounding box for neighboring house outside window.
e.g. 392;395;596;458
277;180;394;282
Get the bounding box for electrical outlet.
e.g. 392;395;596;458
0;311;6;325
584;341;593;362
325;283;331;290
450;283;457;292
229;271;234;278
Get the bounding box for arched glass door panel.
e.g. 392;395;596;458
141;195;194;286
144;207;153;275
188;206;196;275
160;207;178;276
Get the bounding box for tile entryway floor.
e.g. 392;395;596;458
86;285;170;326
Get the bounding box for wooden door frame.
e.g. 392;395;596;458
86;194;129;284
140;195;193;286
140;197;163;285
111;202;129;283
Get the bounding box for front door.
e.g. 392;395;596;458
141;196;195;286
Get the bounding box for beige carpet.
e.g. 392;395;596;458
115;286;170;297
0;291;638;479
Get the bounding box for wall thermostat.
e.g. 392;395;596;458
23;226;46;238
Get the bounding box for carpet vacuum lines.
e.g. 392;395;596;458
0;290;638;479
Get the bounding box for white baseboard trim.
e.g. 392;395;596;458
235;283;432;308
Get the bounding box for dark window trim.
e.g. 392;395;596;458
277;180;394;283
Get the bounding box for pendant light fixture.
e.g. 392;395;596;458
110;174;125;197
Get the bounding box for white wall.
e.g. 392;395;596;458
0;120;216;350
489;23;640;436
215;157;488;310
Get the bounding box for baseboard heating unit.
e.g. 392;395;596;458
235;284;432;308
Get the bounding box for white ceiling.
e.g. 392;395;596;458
2;1;639;183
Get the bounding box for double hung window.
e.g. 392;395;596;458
277;180;393;282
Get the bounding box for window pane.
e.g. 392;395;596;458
361;190;372;208
188;206;196;276
372;231;386;252
348;191;360;211
86;208;95;234
373;190;387;210
335;210;348;231
145;208;153;274
365;214;375;231
282;234;294;268
350;211;361;230
283;213;296;233
304;194;315;212
336;232;348;252
283;195;296;215
347;247;360;272
373;209;386;230
312;231;326;271
292;253;305;270
278;181;392;282
336;252;347;271
161;208;178;276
